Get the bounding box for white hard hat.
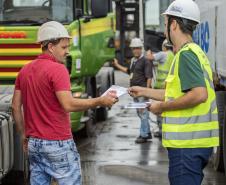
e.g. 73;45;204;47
162;0;200;24
37;21;71;43
130;38;143;48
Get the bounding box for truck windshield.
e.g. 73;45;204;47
0;0;74;25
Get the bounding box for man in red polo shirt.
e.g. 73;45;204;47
12;21;117;185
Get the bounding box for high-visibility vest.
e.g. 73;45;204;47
154;51;174;89
162;43;219;148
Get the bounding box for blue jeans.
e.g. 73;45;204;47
167;148;213;185
28;138;81;185
134;97;150;137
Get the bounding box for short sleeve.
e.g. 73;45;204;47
144;59;153;79
179;50;206;92
15;72;21;90
153;52;167;64
51;65;71;92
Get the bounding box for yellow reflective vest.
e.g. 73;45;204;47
162;43;219;148
154;51;174;89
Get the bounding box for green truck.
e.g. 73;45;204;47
0;0;115;183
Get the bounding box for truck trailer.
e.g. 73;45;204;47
194;0;226;174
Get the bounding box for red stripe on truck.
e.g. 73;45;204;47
0;56;36;60
0;44;41;49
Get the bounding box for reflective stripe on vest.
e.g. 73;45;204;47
163;129;219;140
164;113;218;125
162;43;219;148
163;100;218;124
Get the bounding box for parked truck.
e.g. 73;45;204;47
194;0;226;174
0;0;115;183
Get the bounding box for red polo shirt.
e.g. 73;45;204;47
15;54;72;140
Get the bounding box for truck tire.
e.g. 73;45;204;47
213;91;226;172
96;68;111;122
108;67;115;86
96;76;110;122
1;153;30;185
96;107;108;122
85;110;96;137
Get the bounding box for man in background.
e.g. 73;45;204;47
146;39;174;137
113;37;153;143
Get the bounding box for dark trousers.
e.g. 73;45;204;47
167;147;213;185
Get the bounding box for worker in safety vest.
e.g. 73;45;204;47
147;39;174;89
128;0;219;184
146;39;174;137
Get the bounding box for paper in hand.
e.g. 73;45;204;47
101;85;128;97
122;102;151;109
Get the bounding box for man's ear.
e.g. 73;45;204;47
171;20;177;31
48;43;54;53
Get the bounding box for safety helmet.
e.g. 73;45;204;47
129;38;143;48
37;21;71;43
162;0;200;24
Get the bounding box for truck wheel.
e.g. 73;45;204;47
96;107;108;122
96;72;110;122
79;110;96;138
213;91;226;172
85;110;96;137
108;67;115;86
1;170;27;185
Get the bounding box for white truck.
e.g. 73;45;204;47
194;0;226;174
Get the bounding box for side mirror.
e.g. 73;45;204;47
91;0;109;18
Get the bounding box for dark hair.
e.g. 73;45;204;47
41;38;61;51
165;45;173;50
168;15;198;36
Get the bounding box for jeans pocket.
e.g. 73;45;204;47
48;152;69;174
68;142;81;171
28;140;36;153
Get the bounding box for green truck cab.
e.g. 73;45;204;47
0;0;115;183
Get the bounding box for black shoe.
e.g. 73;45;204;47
154;131;162;138
135;136;148;143
147;132;152;139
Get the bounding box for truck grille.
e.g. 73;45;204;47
0;44;41;80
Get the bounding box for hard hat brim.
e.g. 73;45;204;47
161;11;200;24
37;36;72;43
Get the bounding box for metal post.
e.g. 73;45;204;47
139;0;144;40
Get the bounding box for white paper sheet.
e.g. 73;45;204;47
101;85;128;97
122;102;151;109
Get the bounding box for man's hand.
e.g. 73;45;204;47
99;90;118;107
128;86;146;97
148;101;164;115
112;58;119;67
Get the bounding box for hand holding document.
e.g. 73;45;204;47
101;85;128;98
